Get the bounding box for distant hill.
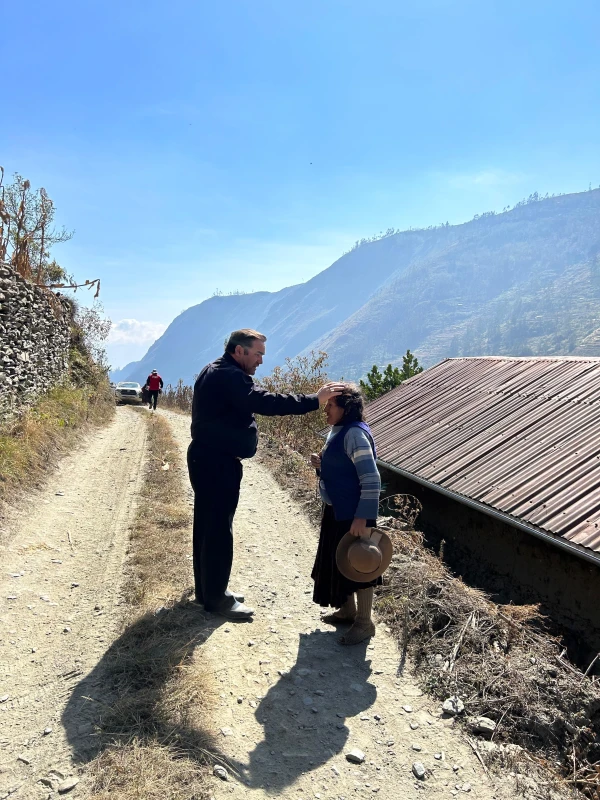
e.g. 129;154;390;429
116;189;600;386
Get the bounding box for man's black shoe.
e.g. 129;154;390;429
192;590;245;609
216;601;254;620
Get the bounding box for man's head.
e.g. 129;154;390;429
152;369;157;374
225;329;267;375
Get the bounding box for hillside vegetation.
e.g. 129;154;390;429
115;189;600;385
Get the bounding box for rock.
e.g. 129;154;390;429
0;695;9;703
43;727;52;735
220;727;233;736
412;762;426;780
402;704;413;712
248;641;255;647
302;696;313;706
461;784;472;793
434;752;445;760
412;743;422;751
410;722;419;730
346;749;365;764
58;777;80;794
213;764;229;781
442;696;465;715
237;696;244;704
17;755;31;765
472;716;496;737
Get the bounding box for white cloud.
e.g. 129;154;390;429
441;169;525;190
108;319;167;345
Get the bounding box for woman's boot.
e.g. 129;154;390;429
321;593;356;624
339;587;375;645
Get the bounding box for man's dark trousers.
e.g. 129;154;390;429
149;390;159;410
187;442;243;611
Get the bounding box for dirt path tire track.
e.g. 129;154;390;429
161;410;520;800
0;408;147;800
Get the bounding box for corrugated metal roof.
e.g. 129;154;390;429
366;357;600;559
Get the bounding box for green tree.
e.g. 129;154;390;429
399;349;424;381
360;350;423;401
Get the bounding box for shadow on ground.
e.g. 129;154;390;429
229;628;377;793
61;596;226;768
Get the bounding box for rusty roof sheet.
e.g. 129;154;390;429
366;357;600;557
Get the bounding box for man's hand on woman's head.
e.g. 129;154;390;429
349;518;368;537
317;383;345;406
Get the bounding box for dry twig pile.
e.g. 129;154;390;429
376;497;600;799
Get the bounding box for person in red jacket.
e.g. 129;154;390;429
146;369;164;410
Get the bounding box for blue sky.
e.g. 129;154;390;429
2;0;600;367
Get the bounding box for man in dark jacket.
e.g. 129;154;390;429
188;328;343;620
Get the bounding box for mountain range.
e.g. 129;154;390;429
111;188;600;387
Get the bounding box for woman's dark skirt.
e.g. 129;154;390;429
311;503;381;608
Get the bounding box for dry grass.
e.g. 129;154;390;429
162;379;194;413
376;503;600;800
87;413;218;800
0;383;114;507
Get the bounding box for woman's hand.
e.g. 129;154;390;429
310;453;322;469
349;518;368;537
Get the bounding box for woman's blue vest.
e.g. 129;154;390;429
320;421;377;521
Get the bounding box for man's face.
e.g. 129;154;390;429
235;339;265;375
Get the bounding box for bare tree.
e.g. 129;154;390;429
0;169;73;284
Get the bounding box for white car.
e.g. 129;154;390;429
115;381;144;405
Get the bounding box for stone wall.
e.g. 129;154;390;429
0;263;72;416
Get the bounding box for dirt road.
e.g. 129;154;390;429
1;407;521;800
163;410;519;800
0;408;147;799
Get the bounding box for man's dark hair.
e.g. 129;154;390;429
225;329;267;354
335;383;365;423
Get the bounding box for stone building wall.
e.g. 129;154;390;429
379;465;600;657
0;263;72;416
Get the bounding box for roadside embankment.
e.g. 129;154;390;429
0;382;114;511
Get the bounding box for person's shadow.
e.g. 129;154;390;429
228;629;377;793
61;595;226;769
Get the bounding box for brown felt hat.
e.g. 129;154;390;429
336;528;393;582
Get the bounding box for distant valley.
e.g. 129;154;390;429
112;189;600;387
